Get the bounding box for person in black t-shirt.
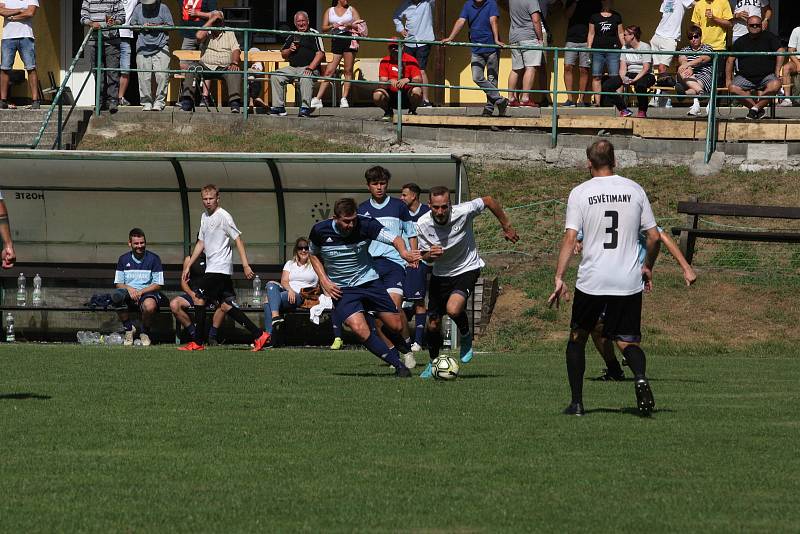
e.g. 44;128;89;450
269;11;326;118
726;15;783;120
563;0;602;106
587;0;624;106
169;252;230;345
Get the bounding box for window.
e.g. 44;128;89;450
246;0;319;44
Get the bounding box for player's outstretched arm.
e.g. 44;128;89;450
183;240;205;283
658;229;697;286
642;226;661;292
0;200;16;269
549;229;578;309
233;237;254;279
481;196;519;243
309;253;341;300
391;236;421;264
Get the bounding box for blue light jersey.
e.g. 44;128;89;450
309;215;400;288
358;197;416;267
114;250;165;290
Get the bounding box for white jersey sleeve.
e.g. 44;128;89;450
223;210;242;241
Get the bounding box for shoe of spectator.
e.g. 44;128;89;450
756;108;766;120
153;102;165;112
230;99;242;113
200;95;213;108
664;98;672;108
310;97;323;109
579;102;593;107
139;333;151;347
561;100;576;107
746;108;759;120
108;100;119;114
180;97;194;112
780;98;793;107
687;103;701;116
509;99;522;107
0;100;7;109
636;110;647;118
619;108;633;117
123;326;136;346
339;97;349;108
142;102;153;111
269;106;287;116
298;106;312;118
119;97;131;106
521;100;539;108
419;100;433;107
496;97;509;116
381;112;393;122
481;108;493;117
26;100;40;110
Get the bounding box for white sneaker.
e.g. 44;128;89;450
153;102;165;111
139;333;151;347
402;352;417;369
687;103;701;116
141;102;153;111
310;97;323;109
123;326;136;346
780;98;793;107
410;342;422;352
339;97;349;108
664;98;672;108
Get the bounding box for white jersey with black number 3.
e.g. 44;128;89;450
565;175;657;296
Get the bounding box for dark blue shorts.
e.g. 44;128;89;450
176;292;217;310
403;262;428;301
373;257;405;296
333;278;399;326
125;291;169;312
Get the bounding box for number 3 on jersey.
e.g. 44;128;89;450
604;210;618;249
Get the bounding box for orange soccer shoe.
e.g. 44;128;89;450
178;341;205;351
251;331;271;352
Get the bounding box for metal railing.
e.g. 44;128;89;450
28;25;800;162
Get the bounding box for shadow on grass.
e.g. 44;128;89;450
0;392;52;400
333;373;499;379
585;407;674;416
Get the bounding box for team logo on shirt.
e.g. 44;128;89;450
326;237;334;243
126;263;131;267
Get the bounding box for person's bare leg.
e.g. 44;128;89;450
420;69;430;102
521;66;536;103
27;68;40;100
508;69;521;101
119;73;129;101
341;52;355;99
579;66;591;104
564;63;575;103
0;70;9;101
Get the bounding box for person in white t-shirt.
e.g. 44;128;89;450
179;184;270;352
414;186;519;378
0;0;40;109
782;26;800;107
731;0;771;43
0;191;16;268
650;0;696;75
549;140;660;417
263;237;320;336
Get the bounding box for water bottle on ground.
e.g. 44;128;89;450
252;275;262;306
77;330;88;344
16;273;26;307
32;273;43;307
5;312;15;342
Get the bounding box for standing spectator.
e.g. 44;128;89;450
726;15;782;120
587;0;624;107
180;11;243;113
129;0;173;111
731;0;771;43
601;25;655;117
562;0;601;107
650;0;696;77
310;0;364;110
179;0;217;108
442;0;509;117
372;39;423;120
0;0;40;109
690;0;732;51
117;0;138;106
269;11;325;118
393;0;435;107
262;237;319;337
0;191;16;269
782;24;800;107
507;0;544;107
677;26;714;116
81;0;125;113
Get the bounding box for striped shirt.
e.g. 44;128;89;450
200;30;240;68
80;0;126;40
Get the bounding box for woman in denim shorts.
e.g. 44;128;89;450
587;0;623;106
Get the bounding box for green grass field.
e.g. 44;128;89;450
1;343;798;532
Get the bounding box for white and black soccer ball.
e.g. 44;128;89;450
431;356;460;380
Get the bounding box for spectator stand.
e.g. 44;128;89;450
0;150;464;344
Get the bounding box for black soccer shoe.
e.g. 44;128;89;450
562;402;585;416
395;365;412;378
634;378;656;417
593;368;625;381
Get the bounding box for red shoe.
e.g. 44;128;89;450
178;341;205;351
508;99;522;107
636;110;647;118
251;331;271;352
521;100;539;108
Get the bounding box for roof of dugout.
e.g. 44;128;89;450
0;150;467;267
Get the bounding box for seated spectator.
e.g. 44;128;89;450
112;228;167;346
129;0;173;111
247;47;266;109
263;237;320;336
372;39;423;121
726;15;783;120
170;251;228;346
0;0;41;110
180;10;242;113
269;11;325;118
601;25;655;117
677;26;714;116
587;0;624;107
782;24;800;107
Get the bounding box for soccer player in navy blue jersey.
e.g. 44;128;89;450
309;198;421;377
400;182;431;352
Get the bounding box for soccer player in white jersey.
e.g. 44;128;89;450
415;186;519;378
549;140;660;416
178;184;270;352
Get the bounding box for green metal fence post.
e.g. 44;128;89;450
94;28;103;117
704;53;720;164
242;30;250;119
551;48;560;148
396;41;404;144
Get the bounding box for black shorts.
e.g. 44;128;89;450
407;44;431;70
428;268;480;319
194;273;237;306
570;288;642;343
331;31;357;55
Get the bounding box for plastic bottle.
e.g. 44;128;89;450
252;275;262;306
5;312;14;342
77;331;87;344
32;273;43;307
16;273;26;307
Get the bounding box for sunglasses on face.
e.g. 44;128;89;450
297;246;309;251
688;34;701;39
748;23;762;28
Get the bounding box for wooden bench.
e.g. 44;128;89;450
670;198;800;264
